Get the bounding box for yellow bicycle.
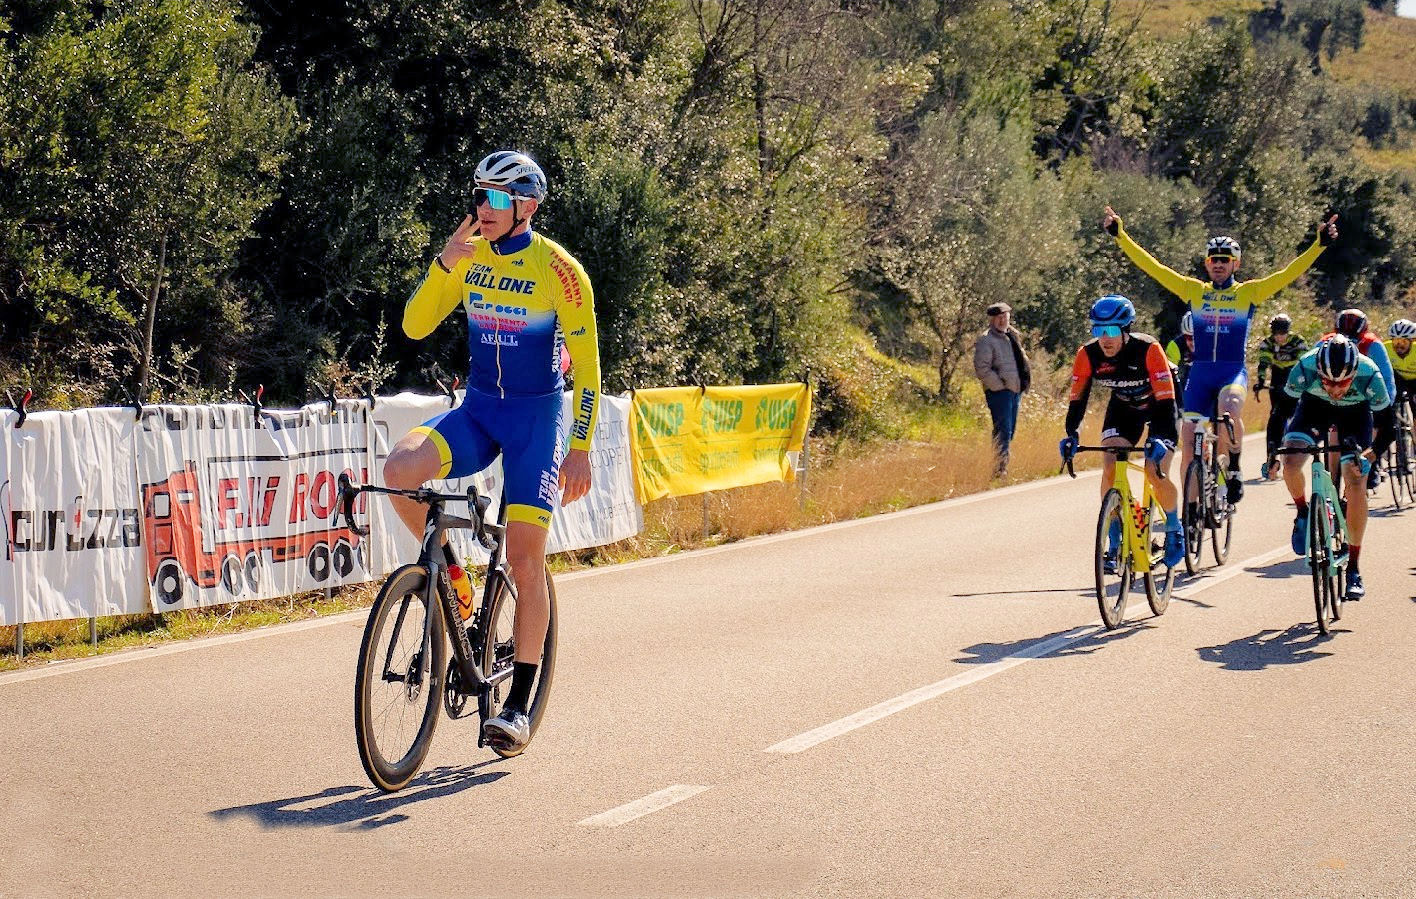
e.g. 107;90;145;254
1066;446;1176;629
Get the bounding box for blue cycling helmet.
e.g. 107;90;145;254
1089;294;1136;329
474;150;548;201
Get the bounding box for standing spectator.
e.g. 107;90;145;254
973;302;1031;476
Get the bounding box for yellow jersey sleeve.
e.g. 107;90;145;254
545;241;601;451
1115;225;1204;303
402;258;468;340
1235;238;1324;304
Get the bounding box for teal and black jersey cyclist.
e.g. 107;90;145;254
1102;205;1338;504
385;150;600;753
1280;336;1390;600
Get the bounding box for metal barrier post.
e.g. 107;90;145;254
90;617;98;648
799;438;810;510
15;623;22;660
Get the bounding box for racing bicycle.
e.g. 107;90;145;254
1182;412;1235;574
1276;438;1350;635
1385;391;1415;509
1065;446;1175;629
337;475;556;792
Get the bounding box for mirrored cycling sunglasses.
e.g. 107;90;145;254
1206;253;1235;263
1091;325;1124;338
472;186;516;211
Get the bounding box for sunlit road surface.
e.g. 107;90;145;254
3;464;1414;897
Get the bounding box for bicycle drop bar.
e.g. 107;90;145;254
1063;445;1168;480
336;474;502;549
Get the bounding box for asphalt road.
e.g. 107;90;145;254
3;463;1414;898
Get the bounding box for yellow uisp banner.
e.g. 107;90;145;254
630;383;811;503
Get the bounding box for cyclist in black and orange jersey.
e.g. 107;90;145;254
1101;205;1338;505
1255;313;1308;481
384;150;599;752
1060;295;1185;571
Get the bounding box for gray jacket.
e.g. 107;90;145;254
973;327;1024;393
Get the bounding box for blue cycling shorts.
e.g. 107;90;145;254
410;387;565;529
1182;361;1248;418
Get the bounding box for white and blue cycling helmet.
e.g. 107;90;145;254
474;150;548;201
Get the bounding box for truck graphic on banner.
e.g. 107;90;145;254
142;453;370;606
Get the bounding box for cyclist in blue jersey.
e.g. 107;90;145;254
384;150;601;752
1102;206;1338;505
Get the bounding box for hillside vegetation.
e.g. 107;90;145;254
1;0;1414;435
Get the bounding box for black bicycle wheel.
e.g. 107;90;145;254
1142;495;1173;617
1327;501;1345;622
1397;427;1416;505
478;564;558;757
1388;443;1405;511
1308;499;1333;635
1094;489;1130;630
354;564;446;792
1211;483;1234;566
1182;460;1205;575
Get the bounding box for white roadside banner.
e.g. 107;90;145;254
1;407;146;626
0;391;642;625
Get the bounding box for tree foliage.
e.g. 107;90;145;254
1;0;1413;433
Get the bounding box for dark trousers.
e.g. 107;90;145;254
1265;388;1298;460
985;388;1020;465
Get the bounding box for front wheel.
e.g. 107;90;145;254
354;564;446;792
1211;481;1234;566
1143;496;1174;617
1309;499;1335;636
1094;489;1130;630
478;565;558;757
1182;460;1205;575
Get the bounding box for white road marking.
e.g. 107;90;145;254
764;541;1292;755
577;785;710;827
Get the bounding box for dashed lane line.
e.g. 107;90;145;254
577;785;711;827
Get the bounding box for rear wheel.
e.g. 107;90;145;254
1094;489;1130;630
1182;461;1205;575
1143;496;1173;617
479;565;558;756
354;564;445;792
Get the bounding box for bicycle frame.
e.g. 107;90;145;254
1065;446;1166;572
1279;439;1350;577
339;475;514;699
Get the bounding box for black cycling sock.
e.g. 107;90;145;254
1227;448;1241;473
1349;545;1361;571
505;662;538;714
1294;497;1309;518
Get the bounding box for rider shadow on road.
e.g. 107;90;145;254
209;762;506;831
1247;557;1310;579
1195;623;1335;671
955;618;1153;665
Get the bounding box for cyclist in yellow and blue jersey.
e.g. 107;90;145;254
1102;205;1339;505
384;150;600;753
1254;313;1308;480
1164;311;1195;395
1387;319;1416;424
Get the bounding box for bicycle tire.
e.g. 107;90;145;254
1211;489;1234;566
1142;495;1173;617
1094;489;1130;630
1182;460;1205;575
479;564;558;757
1309;500;1334;635
354;564;446;792
1328;501;1345;622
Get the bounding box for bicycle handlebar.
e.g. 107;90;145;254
336;474;502;549
1062;445;1168;481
